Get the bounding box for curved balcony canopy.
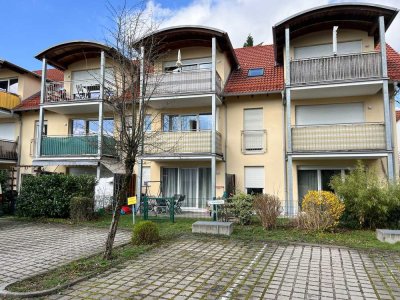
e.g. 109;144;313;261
35;41;115;70
139;25;239;68
273;3;399;64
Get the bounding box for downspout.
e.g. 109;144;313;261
224;100;228;192
282;90;287;207
15;111;22;192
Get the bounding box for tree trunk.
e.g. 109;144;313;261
103;167;132;260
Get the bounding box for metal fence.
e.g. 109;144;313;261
291;122;386;152
0;139;17;160
290;51;382;85
146;70;222;96
144;130;222;155
241;130;267;154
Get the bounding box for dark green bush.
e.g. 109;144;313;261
231;192;254;225
330;161;400;229
16;174;96;218
132;221;160;245
70;196;94;222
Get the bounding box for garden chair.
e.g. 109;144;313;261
174;194;185;214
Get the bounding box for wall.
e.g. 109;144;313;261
0;69;40;100
224;94;286;200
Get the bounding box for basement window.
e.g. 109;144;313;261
248;68;264;77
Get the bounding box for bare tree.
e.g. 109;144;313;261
102;1;164;259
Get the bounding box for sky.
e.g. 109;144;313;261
1;0;400;71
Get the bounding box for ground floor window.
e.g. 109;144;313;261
162;167;211;209
297;168;348;205
244;166;264;195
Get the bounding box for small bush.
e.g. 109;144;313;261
231;192;254;225
253;194;281;229
16;174;96;218
70;196;94;222
298;190;345;232
132;221;160;245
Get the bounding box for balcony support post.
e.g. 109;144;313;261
37;58;47;158
379;15;395;180
211;37;217;219
97;50;105;157
285;27;294;214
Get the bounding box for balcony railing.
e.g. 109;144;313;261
291;123;386;152
290;52;382;86
146;70;222;97
0;139;17;161
0;91;20;109
40;135;117;157
143;131;222;155
241;130;267;154
44;80;114;104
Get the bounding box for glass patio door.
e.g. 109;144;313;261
198;168;211;209
180;168;198;208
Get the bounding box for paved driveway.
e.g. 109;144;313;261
47;238;400;300
0;218;130;288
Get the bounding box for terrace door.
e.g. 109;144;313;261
180;168;198;209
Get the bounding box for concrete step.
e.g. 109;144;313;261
376;229;400;244
192;221;234;236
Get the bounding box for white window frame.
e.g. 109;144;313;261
0;77;18;93
297;166;350;190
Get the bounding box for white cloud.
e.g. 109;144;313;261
144;0;400;51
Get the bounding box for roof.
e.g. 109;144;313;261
224;45;284;95
35;41;114;70
386;44;400;81
0;60;41;79
140;25;239;68
13;91;40;111
396;110;400;122
33;69;64;82
273;3;398;64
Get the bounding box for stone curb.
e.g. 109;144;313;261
0;241;131;299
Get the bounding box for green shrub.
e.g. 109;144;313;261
16;174;96;218
330;161;399;229
231;192;254;225
70;196;94;222
253;194;281;229
298;191;345;232
132;221;160;245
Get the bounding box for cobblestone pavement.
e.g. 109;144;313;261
0;218;130;288
47;238;400;300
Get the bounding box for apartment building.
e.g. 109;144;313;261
8;2;400;212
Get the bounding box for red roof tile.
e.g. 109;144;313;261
224;45;284;95
396;110;400;122
13;91;40;111
33;69;64;81
386;44;400;82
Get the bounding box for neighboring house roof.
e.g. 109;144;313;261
224;45;284;95
386;44;400;81
0;59;41;79
33;69;64;81
396;110;400;122
13;91;40;111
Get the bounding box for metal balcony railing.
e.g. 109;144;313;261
146;70;222;97
143;131;222;155
44;80;114;103
40;135;117;157
0;91;20;109
0;139;17;160
290;52;382;86
241;130;267;154
291;122;386;152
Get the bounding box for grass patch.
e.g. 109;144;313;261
7;243;152;293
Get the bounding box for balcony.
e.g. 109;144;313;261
290;52;382;86
241;130;267;154
291;123;386;152
0;139;17;161
143;131;222;157
0;91;20;110
40;135;117;157
146;70;222;98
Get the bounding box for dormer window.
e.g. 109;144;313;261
248;68;264;77
0;78;18;94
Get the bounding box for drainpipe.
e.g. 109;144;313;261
15;112;22;191
282;90;287;210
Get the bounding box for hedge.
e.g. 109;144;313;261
16;174;96;218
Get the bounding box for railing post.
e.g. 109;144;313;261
37;58;47;158
379;15;395;180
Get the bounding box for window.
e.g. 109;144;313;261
163;57;212;73
163;114;211;132
144;115;152;132
243;108;264;152
142;166;151;187
295;103;364;126
297;168;347;206
248;68;264;77
244;166;264;195
0;78;18;93
71;119;114;136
